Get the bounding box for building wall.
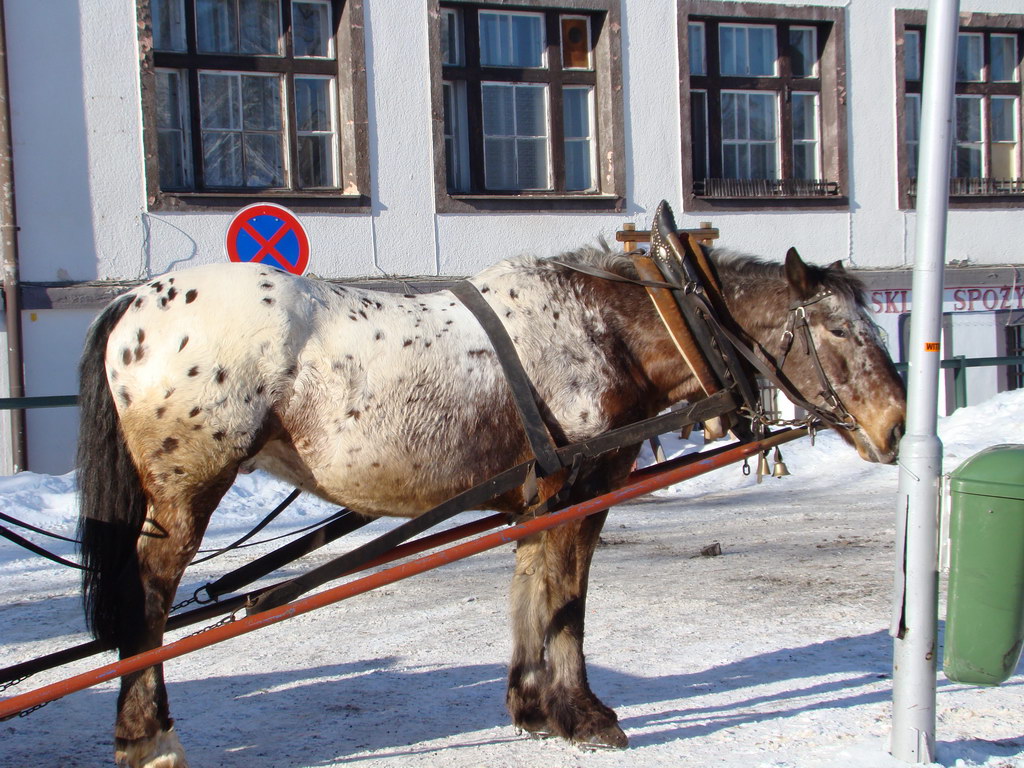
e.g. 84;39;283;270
4;0;1023;472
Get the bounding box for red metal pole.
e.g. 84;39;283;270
0;427;806;720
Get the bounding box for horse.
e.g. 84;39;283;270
76;241;905;767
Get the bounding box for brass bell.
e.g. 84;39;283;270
771;447;791;478
755;451;771;484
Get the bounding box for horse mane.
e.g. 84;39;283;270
535;241;866;308
708;249;868;308
545;240;641;280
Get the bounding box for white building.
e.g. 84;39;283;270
1;0;1022;473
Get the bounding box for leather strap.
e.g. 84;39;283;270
247;461;537;613
191;488;302;565
648;202;762;425
686;290;855;431
449;281;563;477
0;524;85;570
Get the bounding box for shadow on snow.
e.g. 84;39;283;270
6;629;1020;767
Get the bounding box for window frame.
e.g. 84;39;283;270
678;0;849;212
895;9;1024;211
428;0;625;213
137;0;370;212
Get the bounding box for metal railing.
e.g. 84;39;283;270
694;177;841;198
0;395;78;410
893;355;1024;412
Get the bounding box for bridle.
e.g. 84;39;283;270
660;273;859;434
775;289;858;431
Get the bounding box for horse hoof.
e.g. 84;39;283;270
514;715;555;741
115;726;190;768
516;726;554;740
574;724;629;751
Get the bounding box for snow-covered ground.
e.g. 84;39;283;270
2;391;1023;768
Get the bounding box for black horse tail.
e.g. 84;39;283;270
77;294;147;646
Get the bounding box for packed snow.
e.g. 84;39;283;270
1;391;1023;767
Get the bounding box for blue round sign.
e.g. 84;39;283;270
226;203;310;275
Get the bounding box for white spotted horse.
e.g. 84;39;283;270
77;219;905;766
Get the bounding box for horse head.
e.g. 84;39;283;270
775;248;906;464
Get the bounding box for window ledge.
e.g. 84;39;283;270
904;194;1024;211
696;195;843;200
437;192;625;213
149;191;371;213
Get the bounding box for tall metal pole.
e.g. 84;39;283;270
0;0;27;472
890;0;960;762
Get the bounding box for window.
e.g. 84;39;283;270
679;2;848;210
430;0;625;213
139;0;369;210
897;11;1024;209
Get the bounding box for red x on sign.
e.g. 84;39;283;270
225;203;310;275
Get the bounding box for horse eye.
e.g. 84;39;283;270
830;328;848;339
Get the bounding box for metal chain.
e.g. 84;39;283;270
0;674;51;722
0;606;239;723
171;584;215;614
170;595;198;613
10;701;49;720
0;674;31;694
182;609;237;640
739;406;818;432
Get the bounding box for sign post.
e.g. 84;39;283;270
890;0;960;762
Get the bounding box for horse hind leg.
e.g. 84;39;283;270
507;511;627;749
116;727;188;768
111;450;242;768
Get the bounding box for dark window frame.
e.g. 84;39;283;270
137;0;370;212
429;0;625;213
896;9;1024;211
678;0;849;212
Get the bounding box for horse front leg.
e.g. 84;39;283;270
507;511;627;748
507;533;550;735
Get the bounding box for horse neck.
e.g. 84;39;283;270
574;270;709;409
715;265;792;358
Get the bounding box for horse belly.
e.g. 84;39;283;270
272;395;529;518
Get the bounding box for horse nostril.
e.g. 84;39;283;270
890;423;904;452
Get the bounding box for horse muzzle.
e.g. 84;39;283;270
852;421;903;465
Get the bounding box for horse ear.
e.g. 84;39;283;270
784;247;814;299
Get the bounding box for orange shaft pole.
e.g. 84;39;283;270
354;513;506;572
0;427;806;720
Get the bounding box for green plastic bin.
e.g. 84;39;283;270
944;444;1024;685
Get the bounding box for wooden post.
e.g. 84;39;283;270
615;223;719;250
622;222;637;253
